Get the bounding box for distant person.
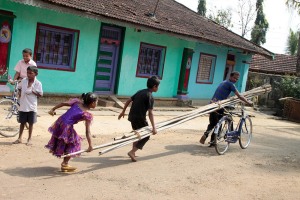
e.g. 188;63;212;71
13;48;36;81
118;76;160;162
45;92;98;172
12;66;43;146
199;71;253;147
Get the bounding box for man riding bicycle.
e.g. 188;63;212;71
199;71;253;147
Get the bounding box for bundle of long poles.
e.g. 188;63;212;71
61;84;271;158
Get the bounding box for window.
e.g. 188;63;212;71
196;53;216;84
34;23;79;71
136;43;166;79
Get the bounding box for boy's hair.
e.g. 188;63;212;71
82;92;98;105
230;71;240;77
22;48;33;56
27;66;38;75
147;76;160;89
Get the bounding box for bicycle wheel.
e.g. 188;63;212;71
214;117;231;155
0;99;20;137
239;116;252;149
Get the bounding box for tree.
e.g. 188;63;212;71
197;0;206;16
208;8;233;29
286;0;300;75
236;0;256;37
286;0;300;13
286;29;299;55
250;0;269;45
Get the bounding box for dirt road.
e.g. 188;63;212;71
0;107;299;200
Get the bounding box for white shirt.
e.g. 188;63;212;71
14;59;37;79
18;77;43;112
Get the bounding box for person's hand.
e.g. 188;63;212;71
8;79;15;85
118;112;125;120
247;101;254;107
152;127;157;135
48;109;56;116
87;145;93;152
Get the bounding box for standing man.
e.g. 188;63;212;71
199;71;253;147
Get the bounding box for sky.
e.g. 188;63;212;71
174;0;300;54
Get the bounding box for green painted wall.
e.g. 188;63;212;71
117;27;196;98
187;43;252;99
1;0;251;99
1;0;100;94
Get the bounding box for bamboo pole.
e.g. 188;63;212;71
61;84;272;157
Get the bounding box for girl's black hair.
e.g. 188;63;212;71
81;92;98;105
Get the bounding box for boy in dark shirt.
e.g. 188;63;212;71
118;76;160;162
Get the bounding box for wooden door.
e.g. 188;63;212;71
94;26;122;94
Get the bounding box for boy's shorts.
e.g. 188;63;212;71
130;119;149;150
19;111;37;124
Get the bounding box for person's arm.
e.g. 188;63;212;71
48;102;71;116
148;109;157;135
13;72;20;81
85;120;93;152
118;98;132;119
13;61;21;81
234;91;253;106
32;91;42;97
32;82;43;97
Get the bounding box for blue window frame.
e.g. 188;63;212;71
34;23;79;71
136;42;166;79
196;53;216;84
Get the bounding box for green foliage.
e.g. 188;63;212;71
208;9;233;29
250;0;269;45
274;76;300;99
286;29;299;55
197;0;206;16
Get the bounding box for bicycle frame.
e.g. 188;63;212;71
214;106;247;143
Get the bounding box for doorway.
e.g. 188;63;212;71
93;25;123;94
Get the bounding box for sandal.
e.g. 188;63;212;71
12;139;22;144
26;140;32;146
61;164;77;172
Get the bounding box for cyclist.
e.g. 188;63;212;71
199;71;253;147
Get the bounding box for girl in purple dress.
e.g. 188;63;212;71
45;92;98;172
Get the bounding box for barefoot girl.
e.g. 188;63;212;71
45;92;98;171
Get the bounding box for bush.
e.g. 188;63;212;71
273;76;300;99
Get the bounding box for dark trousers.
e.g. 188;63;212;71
205;109;224;141
130;119;149;150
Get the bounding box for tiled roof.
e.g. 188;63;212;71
249;54;297;75
20;0;273;57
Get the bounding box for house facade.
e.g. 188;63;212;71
0;0;273;101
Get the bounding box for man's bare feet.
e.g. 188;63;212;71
127;152;137;162
12;139;22;144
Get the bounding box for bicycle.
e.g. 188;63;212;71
213;104;253;155
0;79;22;137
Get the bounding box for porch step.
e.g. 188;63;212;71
98;99;115;107
108;95;124;109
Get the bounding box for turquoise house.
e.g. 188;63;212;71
0;0;273;103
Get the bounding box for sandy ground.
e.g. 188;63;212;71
0;106;300;200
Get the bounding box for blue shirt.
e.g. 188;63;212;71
211;80;237;102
